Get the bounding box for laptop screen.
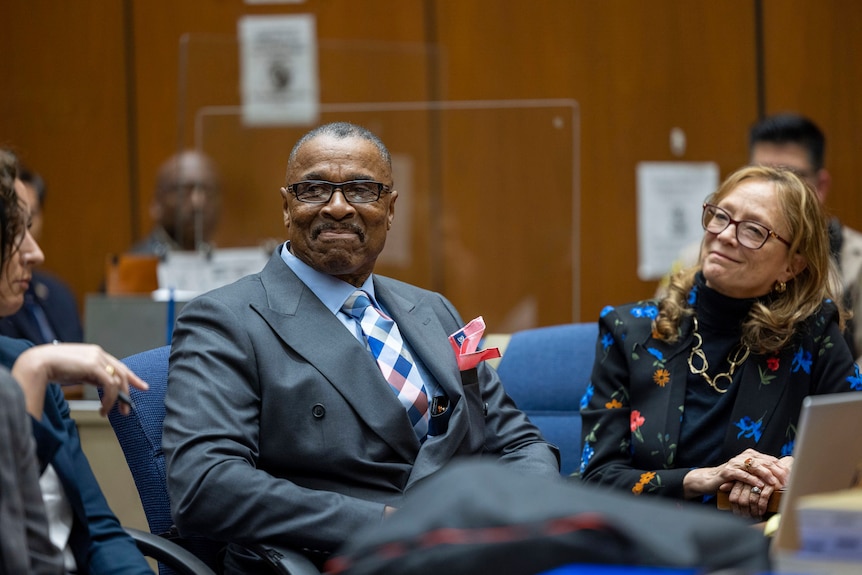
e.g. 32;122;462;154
771;392;862;558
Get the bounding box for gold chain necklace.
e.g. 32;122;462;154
687;317;750;394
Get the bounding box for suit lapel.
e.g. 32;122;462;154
250;256;419;461
374;279;472;485
373;279;461;399
628;317;695;464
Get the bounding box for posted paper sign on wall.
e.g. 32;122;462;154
636;162;719;280
238;14;319;127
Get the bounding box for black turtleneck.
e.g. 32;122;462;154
677;273;760;470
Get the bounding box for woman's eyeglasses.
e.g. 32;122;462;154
702;203;791;249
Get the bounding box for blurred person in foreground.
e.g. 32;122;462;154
0;371;63;574
580;165;861;520
0;151;62;575
163;121;559;572
0;148;152;574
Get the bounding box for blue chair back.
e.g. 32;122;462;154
495;323;598;476
110;346;222;575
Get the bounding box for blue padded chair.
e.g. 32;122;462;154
109;346;318;575
108;346;220;575
495;323;598;476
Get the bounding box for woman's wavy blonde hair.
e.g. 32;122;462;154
654;165;845;354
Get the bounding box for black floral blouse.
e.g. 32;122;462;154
579;280;862;502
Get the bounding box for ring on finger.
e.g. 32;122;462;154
105;364;116;376
751;486;762;495
744;457;754;471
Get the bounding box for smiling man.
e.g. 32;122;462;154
162;122;559;573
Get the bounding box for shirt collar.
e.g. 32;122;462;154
279;241;376;314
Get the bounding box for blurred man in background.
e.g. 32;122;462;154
128;149;222;257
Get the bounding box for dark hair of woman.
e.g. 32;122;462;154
0;149;26;269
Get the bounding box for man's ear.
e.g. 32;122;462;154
814;168;831;204
280;187;291;229
149;199;163;223
386;189;397;230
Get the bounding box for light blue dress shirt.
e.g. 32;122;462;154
280;242;440;403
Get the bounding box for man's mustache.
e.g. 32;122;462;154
312;223;365;242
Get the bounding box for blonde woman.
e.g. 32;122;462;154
580;165;861;519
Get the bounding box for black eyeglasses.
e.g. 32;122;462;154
287;180;390;204
702;203;791;250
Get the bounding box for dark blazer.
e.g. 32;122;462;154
0;270;83;344
163;250;560;569
579;299;862;499
0;336;152;575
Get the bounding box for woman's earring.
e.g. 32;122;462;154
773;280;787;294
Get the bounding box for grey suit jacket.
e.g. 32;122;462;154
0;369;63;575
163;251;559;568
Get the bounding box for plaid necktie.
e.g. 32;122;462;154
342;290;429;441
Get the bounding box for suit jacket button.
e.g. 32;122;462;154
312;403;325;418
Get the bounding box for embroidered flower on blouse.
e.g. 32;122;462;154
791;346;812;374
579;442;595;475
847;364;862;391
579;384;594;410
630;410;646;444
652;369;670;387
646;347;664;362
766;357;780;371
630;410;645;432
632;471;657;495
630;304;658;319
734;415;764;443
605;398;623;409
687;284;699;306
601;332;613;350
600;305;615;318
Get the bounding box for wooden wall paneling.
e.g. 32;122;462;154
131;1;432;263
176;41;437;246
15;0;861;330
434;103;579;333
132;1;248;251
761;0;862;233
0;0;132;308
432;0;758;323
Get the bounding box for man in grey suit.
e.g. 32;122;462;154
163;122;560;573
